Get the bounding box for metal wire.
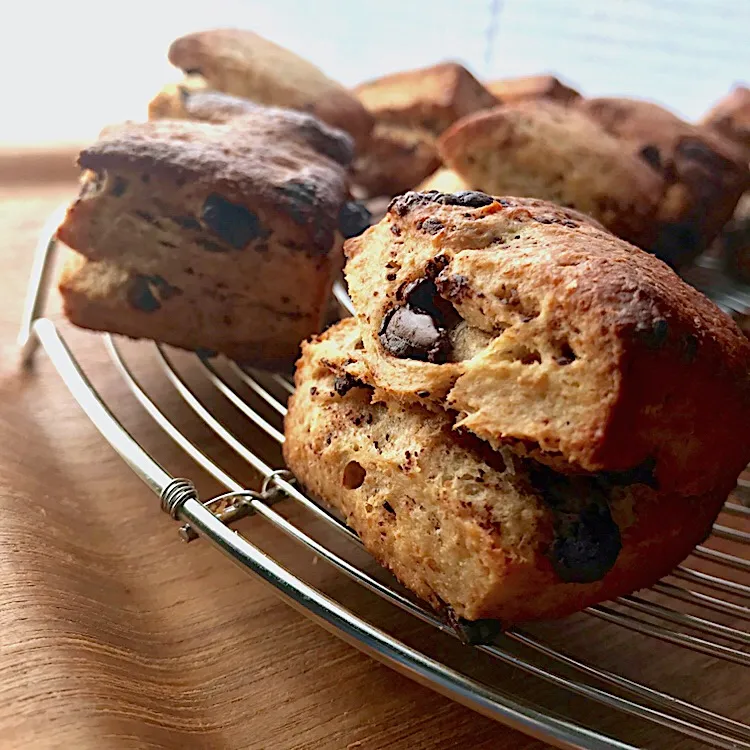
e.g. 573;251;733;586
21;231;750;750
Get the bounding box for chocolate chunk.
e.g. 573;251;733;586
681;333;699;364
295;116;354;166
379;306;449;363
146;275;182;301
383;501;396;515
446;608;502;645
280;180;319;225
127;275;161;313
598;458;658;490
446;191;495;208
195;347;219;359
530;466;621;583
419;217;444;234
550;503;622;584
639;144;662;171
436;273;470;302
201;194;267;249
110;175;128;197
635;317;669;350
338;201;371;238
388;190;495;216
651;221;701;268
333;373;365;396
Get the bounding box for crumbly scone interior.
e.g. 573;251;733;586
59;167;336;327
345;199;623;471
285;319;706;622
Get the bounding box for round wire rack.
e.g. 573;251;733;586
19;209;750;750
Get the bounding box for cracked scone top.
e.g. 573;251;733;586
343;190;750;497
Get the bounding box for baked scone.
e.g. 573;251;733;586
416;167;471;193
354;62;498;136
283;317;728;625
351;122;440;198
148;74;213;119
168;29;373;149
343;191;750;497
700;85;750;160
578;97;750;267
438;101;662;249
486;74;581;106
56;114;360;366
148;77;262;123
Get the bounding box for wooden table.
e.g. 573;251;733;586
1;171;747;750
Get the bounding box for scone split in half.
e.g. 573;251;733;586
57;113;367;367
283;318;729;626
344;191;750;498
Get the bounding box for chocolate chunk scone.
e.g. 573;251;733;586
486;74;581;106
57;114;355;366
351;122;441;198
437;101;663;250
168;29;373;149
354;62;498;137
283;318;728;625
344;191;750;497
578;97;750;267
148;77;261;124
700;85;750;161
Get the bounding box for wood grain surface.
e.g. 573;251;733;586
0;180;748;750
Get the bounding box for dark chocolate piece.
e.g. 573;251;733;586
338;201;371;239
379;306;449;363
446;608;503;646
650;221;701;268
127;275;161;312
333;372;365;396
201;194;267;249
639;144;662;171
530;466;622;584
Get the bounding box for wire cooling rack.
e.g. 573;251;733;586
19;209;750;750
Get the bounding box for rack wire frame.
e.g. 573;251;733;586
19;213;750;750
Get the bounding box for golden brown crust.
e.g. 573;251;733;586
344;191;750;496
437;101;663;250
283;319;726;623
56;116;351;366
69;117;351;255
578;96;750;266
354;62;498;135
701;86;750;159
168;29;373;148
351;122;440;197
486;75;581;106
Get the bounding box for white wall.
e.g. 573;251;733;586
1;0;747;145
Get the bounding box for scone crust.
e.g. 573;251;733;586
354;62;498;135
486;74;581;105
64;117;351;256
168;29;373;148
701;85;750;157
352;122;440;197
283;319;727;623
437;101;663;249
578;96;750;263
344;191;750;497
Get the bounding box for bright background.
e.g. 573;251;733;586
1;0;747;146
